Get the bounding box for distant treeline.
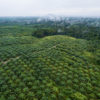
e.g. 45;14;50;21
32;25;100;40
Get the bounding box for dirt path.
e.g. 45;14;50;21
2;56;20;65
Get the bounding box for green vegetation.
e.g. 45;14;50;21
0;17;100;100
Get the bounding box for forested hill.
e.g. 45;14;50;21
0;17;100;100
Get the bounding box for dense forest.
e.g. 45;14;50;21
0;17;100;100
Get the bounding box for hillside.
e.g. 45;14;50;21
0;35;100;100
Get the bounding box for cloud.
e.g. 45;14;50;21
0;0;100;16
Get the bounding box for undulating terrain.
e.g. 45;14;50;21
0;17;100;100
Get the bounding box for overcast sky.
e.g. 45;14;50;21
0;0;100;17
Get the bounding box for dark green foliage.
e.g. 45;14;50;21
0;17;100;100
32;28;57;38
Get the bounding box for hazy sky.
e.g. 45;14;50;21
0;0;100;17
